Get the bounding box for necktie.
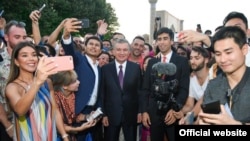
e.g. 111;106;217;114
162;57;167;79
163;56;167;63
118;65;123;88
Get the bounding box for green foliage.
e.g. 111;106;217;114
0;0;119;40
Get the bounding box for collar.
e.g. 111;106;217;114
160;50;173;62
115;60;127;68
86;54;98;65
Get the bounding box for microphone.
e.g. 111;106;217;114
152;62;177;76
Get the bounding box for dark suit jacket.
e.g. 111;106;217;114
61;40;101;115
100;61;143;126
142;52;190;120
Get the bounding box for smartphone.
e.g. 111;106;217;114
185;111;194;124
0;10;4;17
86;107;103;121
79;18;90;28
45;56;74;72
39;4;46;12
201;100;221;114
174;32;179;42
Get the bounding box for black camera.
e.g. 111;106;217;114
153;79;178;95
152;79;180;112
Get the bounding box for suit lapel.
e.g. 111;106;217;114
111;62;123;90
123;62;130;90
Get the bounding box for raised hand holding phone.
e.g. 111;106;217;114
39;4;46;13
44;56;74;72
0;10;4;18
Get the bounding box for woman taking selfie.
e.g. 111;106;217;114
5;42;69;141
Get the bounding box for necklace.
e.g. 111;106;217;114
17;78;31;91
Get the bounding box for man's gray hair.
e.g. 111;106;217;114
112;38;131;51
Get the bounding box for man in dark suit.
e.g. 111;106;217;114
142;27;190;141
101;38;143;141
61;18;102;141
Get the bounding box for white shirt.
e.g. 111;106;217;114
62;35;99;106
160;51;173;63
86;55;99;106
245;46;250;67
115;60;127;75
189;75;209;100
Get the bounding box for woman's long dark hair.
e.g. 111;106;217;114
6;42;38;85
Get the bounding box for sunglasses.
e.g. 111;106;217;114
8;20;26;27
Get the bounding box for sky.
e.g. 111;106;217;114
106;0;250;42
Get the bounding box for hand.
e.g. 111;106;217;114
198;105;240;125
63;18;81;38
173;110;184;119
35;56;58;85
0;17;6;30
142;112;151;129
79;120;97;130
97;19;108;35
76;113;86;122
29;10;41;24
178;30;209;44
164;109;177;125
102;116;109;127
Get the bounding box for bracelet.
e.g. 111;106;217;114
6;124;13;132
62;134;69;139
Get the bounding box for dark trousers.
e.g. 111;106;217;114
148;98;176;141
104;124;137;141
150;119;175;141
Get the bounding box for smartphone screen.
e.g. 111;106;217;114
79;18;90;28
45;56;74;72
201;100;221;114
174;32;180;42
39;4;46;13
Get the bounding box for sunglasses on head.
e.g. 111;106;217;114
8;20;26;27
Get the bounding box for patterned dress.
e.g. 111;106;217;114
13;83;57;141
54;91;76;141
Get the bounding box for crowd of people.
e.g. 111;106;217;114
0;7;250;141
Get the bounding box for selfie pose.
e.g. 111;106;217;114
5;42;69;141
198;26;250;125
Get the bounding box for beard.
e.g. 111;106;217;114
192;61;205;72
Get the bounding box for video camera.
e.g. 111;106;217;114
151;62;181;113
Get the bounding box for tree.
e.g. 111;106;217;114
0;0;118;40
